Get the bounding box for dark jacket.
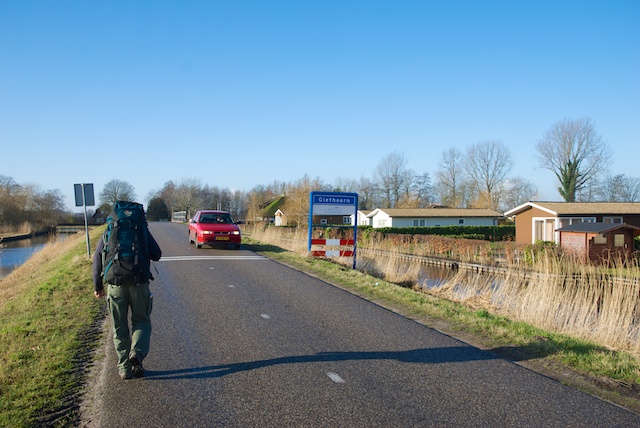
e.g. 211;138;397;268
92;231;162;292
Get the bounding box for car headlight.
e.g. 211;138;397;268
202;230;214;235
231;231;240;235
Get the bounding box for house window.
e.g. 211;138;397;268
320;219;327;225
534;218;556;242
413;219;426;226
458;219;464;225
534;220;544;241
560;217;597;225
614;234;625;247
594;234;607;245
343;216;351;224
604;217;623;224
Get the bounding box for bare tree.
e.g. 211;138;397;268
464;140;513;210
0;175;67;226
501;177;539;211
536;117;612;202
332;176;359;193
99;179;137;206
228;189;248;221
412;172;433;208
356;176;377;210
434;147;466;208
595;174;640;202
173;178;205;218
281;175;326;226
32;189;66;224
373;151;412;208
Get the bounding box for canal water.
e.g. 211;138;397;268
357;254;456;288
0;234;64;280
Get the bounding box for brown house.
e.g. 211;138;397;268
504;202;640;245
556;222;640;263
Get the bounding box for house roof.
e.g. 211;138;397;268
556;222;640;234
260;195;286;217
505;201;640;217
368;208;503;218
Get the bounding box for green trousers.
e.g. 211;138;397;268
107;283;153;371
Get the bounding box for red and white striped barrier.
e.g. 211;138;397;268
310;239;355;258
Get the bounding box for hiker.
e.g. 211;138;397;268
92;201;162;380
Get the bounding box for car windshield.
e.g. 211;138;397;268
200;214;233;224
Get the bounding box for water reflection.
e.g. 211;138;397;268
0;234;60;279
357;254;456;288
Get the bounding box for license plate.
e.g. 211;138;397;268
215;236;230;241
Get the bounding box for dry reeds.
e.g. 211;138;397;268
426;250;640;355
247;224;308;254
0;221;32;237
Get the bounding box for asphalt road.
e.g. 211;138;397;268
84;221;640;427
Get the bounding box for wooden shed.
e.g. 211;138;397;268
504;201;640;245
556;222;640;263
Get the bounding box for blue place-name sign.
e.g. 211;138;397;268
313;194;357;205
308;191;359;269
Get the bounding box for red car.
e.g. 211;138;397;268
188;210;242;249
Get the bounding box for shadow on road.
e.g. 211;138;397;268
144;346;510;380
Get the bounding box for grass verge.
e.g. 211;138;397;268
245;237;640;414
0;227;106;427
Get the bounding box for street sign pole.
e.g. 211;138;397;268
74;183;95;257
83;185;90;257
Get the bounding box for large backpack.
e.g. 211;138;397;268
102;201;152;286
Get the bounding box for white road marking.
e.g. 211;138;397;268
158;255;267;261
326;372;346;384
260;314;271;319
228;284;235;288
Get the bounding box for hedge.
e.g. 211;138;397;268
363;225;515;242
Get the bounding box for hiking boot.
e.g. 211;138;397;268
130;355;144;378
119;368;132;380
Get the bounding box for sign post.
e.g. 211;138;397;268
74;183;95;257
308;191;359;269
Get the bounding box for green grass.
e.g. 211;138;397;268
0;228;106;427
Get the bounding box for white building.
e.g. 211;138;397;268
367;208;503;228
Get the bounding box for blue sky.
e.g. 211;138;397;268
1;1;638;211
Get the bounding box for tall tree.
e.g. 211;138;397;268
595;174;640;202
434;147;466;208
373;151;412;208
356;176;377;210
536;117;611;202
501;177;539;211
146;197;170;221
32;189;66;224
281;175;326;226
412;172;433;208
464;140;513;210
99;179;137;206
172;178;205;218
